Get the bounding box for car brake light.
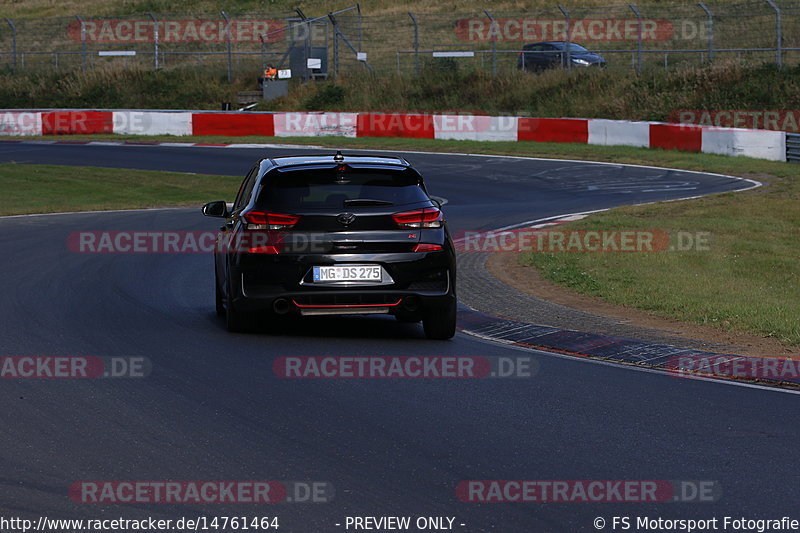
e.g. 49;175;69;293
412;243;443;252
392;207;442;229
247;245;280;254
242;210;300;230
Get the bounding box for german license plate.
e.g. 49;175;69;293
313;265;382;283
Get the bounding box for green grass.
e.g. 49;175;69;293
0;66;254;110
0;0;521;17
0;0;722;18
3;62;800;121
0;163;239;215
271;62;800;122
520;178;800;346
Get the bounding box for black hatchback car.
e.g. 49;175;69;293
518;41;606;71
202;152;457;339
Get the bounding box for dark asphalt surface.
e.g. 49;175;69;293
0;142;796;532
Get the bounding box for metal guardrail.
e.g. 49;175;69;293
786;133;800;162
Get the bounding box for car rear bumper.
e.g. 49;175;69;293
227;250;456;315
242;288;455;316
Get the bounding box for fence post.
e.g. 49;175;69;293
220;10;233;82
259;29;266;70
698;2;713;63
628;4;643;73
294;8;311;81
148;13;159;71
330;13;339;77
558;5;571;70
328;12;375;73
484;10;497;75
765;0;782;68
4;18;15;73
75;15;87;71
305;18;312;80
357;3;363;53
408;12;419;75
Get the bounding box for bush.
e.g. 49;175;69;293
3;61;799;121
0;65;250;110
303;83;346;110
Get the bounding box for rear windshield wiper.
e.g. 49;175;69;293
343;198;394;206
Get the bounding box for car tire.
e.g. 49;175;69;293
395;314;422;323
422;299;456;340
215;275;225;317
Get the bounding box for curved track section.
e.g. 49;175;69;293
1;142;754;229
0;143;796;532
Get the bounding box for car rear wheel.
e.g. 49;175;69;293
422;299;456;340
395;312;422;323
215;275;225;317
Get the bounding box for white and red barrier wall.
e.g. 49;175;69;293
0;109;787;162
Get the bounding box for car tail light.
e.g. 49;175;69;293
412;243;443;252
238;210;296;254
233;231;285;254
392;207;442;229
242;210;300;230
247;245;280;254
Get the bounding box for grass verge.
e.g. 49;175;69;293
0;163;239;216
519;177;800;346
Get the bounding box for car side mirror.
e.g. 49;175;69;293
202;200;228;218
430;197;443;209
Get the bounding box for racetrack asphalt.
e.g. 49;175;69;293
0;141;796;532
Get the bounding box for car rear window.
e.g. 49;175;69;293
257;167;430;209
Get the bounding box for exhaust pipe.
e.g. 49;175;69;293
272;298;291;315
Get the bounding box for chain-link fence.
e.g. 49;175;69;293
1;2;798;80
